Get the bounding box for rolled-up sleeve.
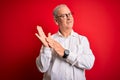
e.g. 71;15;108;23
66;36;95;70
36;46;52;72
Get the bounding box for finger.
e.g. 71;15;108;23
35;33;42;40
48;33;51;38
46;37;51;42
48;43;53;48
47;37;54;43
37;26;43;35
47;38;55;47
37;25;46;37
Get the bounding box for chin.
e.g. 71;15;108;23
68;24;73;28
66;26;73;29
67;23;73;28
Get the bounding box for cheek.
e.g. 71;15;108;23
71;17;74;22
59;20;66;26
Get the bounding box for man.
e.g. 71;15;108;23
35;4;95;80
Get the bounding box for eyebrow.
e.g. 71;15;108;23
57;12;71;16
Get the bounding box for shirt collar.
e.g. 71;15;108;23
57;30;77;37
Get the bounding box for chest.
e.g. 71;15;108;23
56;36;82;54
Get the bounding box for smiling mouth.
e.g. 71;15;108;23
67;21;73;23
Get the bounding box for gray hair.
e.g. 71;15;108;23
53;4;68;18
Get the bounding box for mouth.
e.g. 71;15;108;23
67;21;73;24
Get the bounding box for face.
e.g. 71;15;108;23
55;6;74;30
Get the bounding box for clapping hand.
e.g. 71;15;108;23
35;25;49;47
35;26;64;57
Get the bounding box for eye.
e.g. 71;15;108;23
60;14;66;18
68;12;72;16
68;13;71;16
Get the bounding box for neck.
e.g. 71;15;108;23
59;28;72;37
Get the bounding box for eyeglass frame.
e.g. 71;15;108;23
55;12;73;19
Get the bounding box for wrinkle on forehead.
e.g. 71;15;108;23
57;6;71;15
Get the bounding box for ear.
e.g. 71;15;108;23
54;18;58;25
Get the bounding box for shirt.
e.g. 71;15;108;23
36;30;95;80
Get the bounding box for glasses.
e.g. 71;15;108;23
56;12;73;19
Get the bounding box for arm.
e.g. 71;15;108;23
36;46;52;72
66;36;95;70
35;26;52;72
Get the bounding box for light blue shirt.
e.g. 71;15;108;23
36;30;95;80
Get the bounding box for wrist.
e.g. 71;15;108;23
63;49;70;58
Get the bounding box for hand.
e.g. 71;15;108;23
46;33;65;57
35;25;49;47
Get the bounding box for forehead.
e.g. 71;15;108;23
57;6;71;15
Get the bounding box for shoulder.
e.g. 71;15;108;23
74;31;89;43
74;32;87;40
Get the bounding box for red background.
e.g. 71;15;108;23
0;0;120;80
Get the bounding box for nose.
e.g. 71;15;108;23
66;14;71;18
66;14;69;18
65;13;72;20
66;14;72;20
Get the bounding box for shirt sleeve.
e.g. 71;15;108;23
36;46;52;72
66;36;95;70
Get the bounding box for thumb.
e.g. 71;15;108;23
48;33;51;37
